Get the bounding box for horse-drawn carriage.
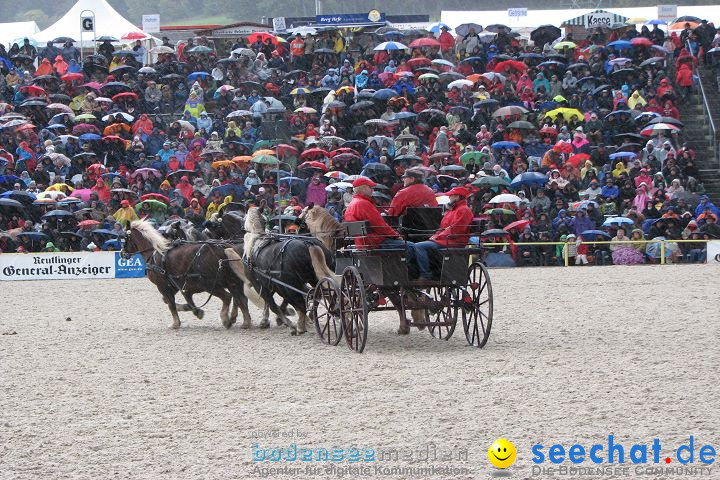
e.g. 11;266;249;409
306;208;493;353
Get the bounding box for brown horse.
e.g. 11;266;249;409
122;219;252;330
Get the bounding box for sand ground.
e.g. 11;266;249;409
1;264;718;480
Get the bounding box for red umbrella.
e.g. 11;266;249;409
539;126;558;135
121;31;147;40
553;141;573;154
20;85;48;97
329;147;360;157
72;124;100;135
130;168;162;179
409;38;441;48
406;57;432;69
15;124;36;132
78;219;101;228
631;37;653;47
61;72;85;82
298;160;328;172
503;219;531;232
141;193;170;204
276;144;299;157
112;92;138;102
69;189;94;202
81;82;102;91
300;148;327;160
248;32;278;45
86;163;108;175
493;60;527;73
566;153;590;168
102;135;126;143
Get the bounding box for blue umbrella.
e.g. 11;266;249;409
0;175;21;184
373;41;407;51
187;71;211;83
609;151;637;160
537;60;566;69
646;236;674;258
372;89;398;100
519;53;544;59
382;30;404;37
0;197;25;208
209;184;244;199
535;101;558;111
580;229;611;240
578;200;599;209
91;229;120;237
16;232;49;241
101;172;123;182
608;40;632;50
0;190;36;202
650;45;668;54
79;133;102;141
57;198;83;206
391;111;417;120
278;176;306;185
646;19;666;25
42;210;74;219
602;217;634;227
427;22;451;33
634;111;660;123
510;172;547;188
47;124;67;130
102;239;121;250
492;141;521;150
460;56;485;63
266;169;291;178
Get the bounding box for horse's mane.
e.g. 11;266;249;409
243;207;264;258
301;205;342;250
131;219;170;254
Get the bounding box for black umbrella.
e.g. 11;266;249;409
577;76;599;85
53;37;76;43
96;36;119;42
567;62;589;71
675;16;701;23
42;210;74;219
349;101;375;111
591;84;612;95
485;24;510;33
49;93;72;103
363;163;393;173
640;57;665;67
10;54;33;63
0;198;25;209
530;25;561;46
647;116;684;128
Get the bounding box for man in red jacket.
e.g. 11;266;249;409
344;177;415;260
387;169;438;217
438;26;455;55
413;186;474;280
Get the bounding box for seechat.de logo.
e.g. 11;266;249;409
488;438;517;469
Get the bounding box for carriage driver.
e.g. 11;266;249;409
387;168;438;217
344;177;416;261
413;187;474;280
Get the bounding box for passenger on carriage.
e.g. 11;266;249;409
387;169;438;217
414;187;474;281
344;177;416;260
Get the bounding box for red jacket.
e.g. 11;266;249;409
438;31;455;52
344;194;400;249
431;199;474;247
676;65;693;87
387;183;438;217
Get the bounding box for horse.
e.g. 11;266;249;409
224;207;337;335
298;203;426;335
122;219;252;330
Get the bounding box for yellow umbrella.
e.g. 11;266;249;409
45;183;75;192
554;41;577;50
545;107;584;121
211;160;236;169
252;149;276;157
625;17;648;25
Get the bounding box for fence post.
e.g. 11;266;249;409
563;241;569;267
660;241;666;265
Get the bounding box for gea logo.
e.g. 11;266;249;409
118;257;143;267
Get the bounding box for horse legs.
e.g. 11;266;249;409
213;288;233;329
162;293;182;329
263;293;297;335
387;293;410;335
180;291;205;319
259;303;271;329
226;283;251;329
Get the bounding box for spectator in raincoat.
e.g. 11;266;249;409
113;199;139;228
304;174;327;207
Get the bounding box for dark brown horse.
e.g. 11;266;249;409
122;219;252;329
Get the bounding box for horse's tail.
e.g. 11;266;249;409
224;248;265;309
309;245;340;283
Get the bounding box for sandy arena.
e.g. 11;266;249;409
1;264;718;480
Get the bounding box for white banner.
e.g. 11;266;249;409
584;12;614;28
508;8;528;17
706;240;720;263
142;14;161;33
657;5;677;22
0;252;146;281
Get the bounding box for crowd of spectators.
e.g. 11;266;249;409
0;17;719;265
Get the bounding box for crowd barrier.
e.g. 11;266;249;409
0;252;146;281
480;239;720;266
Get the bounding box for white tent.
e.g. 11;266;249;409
0;22;40;49
33;0;157;47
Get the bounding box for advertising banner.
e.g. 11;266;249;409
0;252;145;281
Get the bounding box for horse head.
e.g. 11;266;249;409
124;219;169;259
244;207;265;234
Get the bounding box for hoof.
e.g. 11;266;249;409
259;321;270;329
416;324;426;331
195;308;205;319
239;322;251;330
396;326;410;335
222;321;233;330
170;322;181;330
296;328;307;335
290;328;298;336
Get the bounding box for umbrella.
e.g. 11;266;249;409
427;22;451;33
553;141;573;154
531;25;562;45
78;219;101;228
510;172;547;188
647;116;684;128
456;23;483;37
480;229;511;237
0;198;25;209
545;107;584;121
641;123;681;135
371;89;399;101
96;36;119;42
491;141;520;149
484;208;515;216
0;191;36;204
47;103;73;114
566;153;590;168
67;188;94;202
298;161;328;172
187;45;214;54
504;219;531;231
373;41;407;51
609;151;637;160
42;210;74;220
447;79;474;89
409;38;441;49
607;40;632;50
631;37;653;47
439;165;467;175
290;87;313;95
640;57;665;67
492;106;528;117
460;151;490;166
130;168;162;180
79;133;102;141
252;154;279;165
554;41;577;50
472;176;510;187
135;199;167;211
16;232;49;242
490;194;522;204
122;31;147;40
602;217;634;227
580;230;611;240
186;71;211;83
325;171;348;180
646;19;667;25
485;24;510;33
349;101;375;111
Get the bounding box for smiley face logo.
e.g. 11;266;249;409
488;438;516;469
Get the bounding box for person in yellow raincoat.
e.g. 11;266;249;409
627;90;647;110
113;199;139;228
183;91;205;119
205;194;232;219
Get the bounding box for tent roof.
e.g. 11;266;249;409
0;22;40;49
33;0;157;46
562;9;629;26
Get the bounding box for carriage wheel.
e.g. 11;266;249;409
340;266;368;353
462;262;493;348
310;277;343;346
426;286;459;341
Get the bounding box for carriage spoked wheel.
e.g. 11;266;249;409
426;286;460;341
462;262;493;348
310;277;343;346
340;266;368;353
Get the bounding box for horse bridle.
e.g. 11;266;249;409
120;228;155;259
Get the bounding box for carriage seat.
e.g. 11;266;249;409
398;207;443;242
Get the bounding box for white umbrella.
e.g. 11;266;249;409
150;46;174;54
102;112;134;122
489;194;522;204
447;79;474;89
432;59;455;68
177;120;195;133
325;181;353;192
288;26;318;36
138;66;156;74
231;48;256;57
94;97;113;103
